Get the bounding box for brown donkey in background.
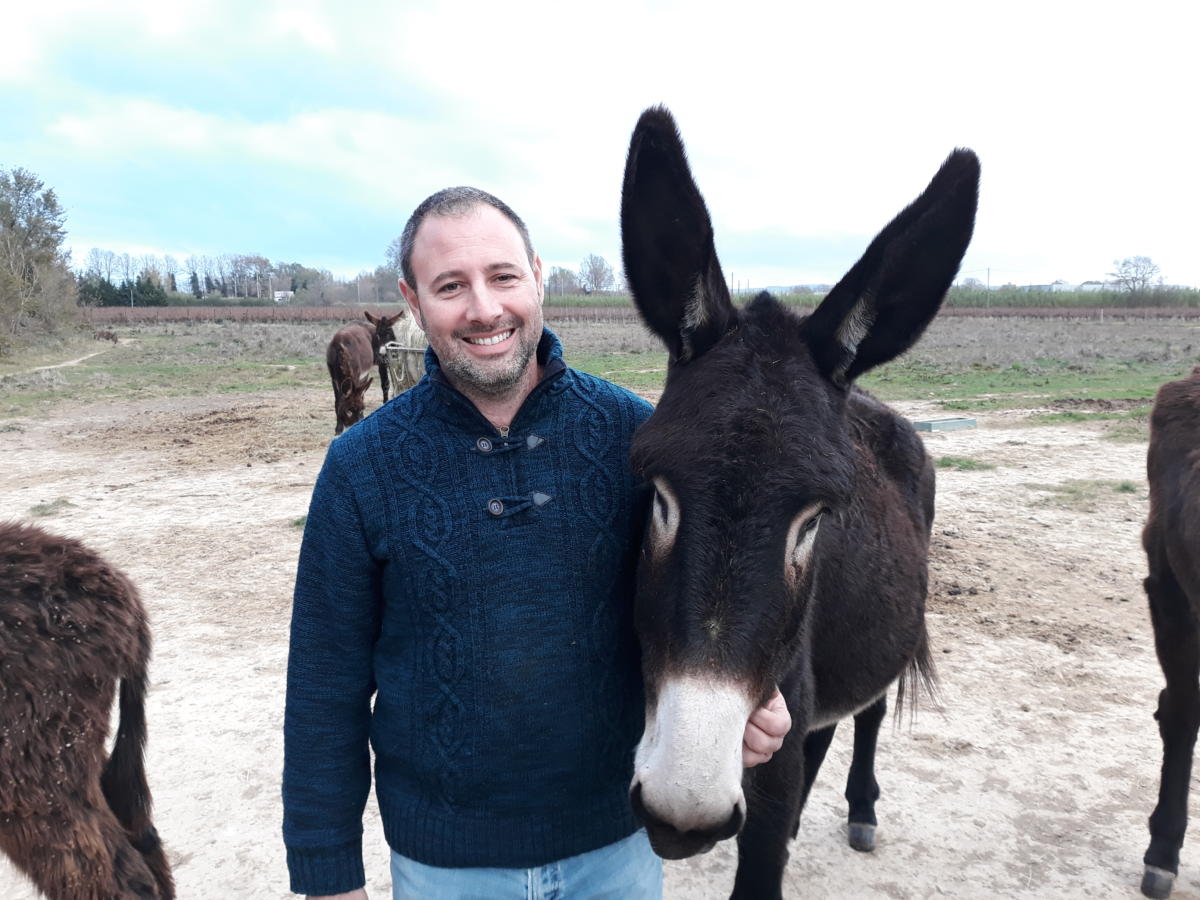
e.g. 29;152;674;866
0;522;173;899
1141;366;1200;899
326;310;404;435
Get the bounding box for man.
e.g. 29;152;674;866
283;187;790;899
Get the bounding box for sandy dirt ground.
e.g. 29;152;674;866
0;386;1181;899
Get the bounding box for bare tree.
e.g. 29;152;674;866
83;248;106;278
161;254;181;293
546;266;580;296
578;254;614;293
385;235;402;275
245;255;271;298
1109;256;1162;295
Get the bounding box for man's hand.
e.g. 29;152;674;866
309;891;367;900
743;687;792;767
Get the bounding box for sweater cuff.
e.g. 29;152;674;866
287;840;366;896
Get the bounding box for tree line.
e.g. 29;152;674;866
76;250;405;308
8;162;1191;357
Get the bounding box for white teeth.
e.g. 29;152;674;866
466;331;513;346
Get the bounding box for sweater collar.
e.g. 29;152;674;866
423;328;570;433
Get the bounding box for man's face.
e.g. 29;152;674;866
400;205;544;399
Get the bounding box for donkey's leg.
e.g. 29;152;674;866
1143;566;1200;899
790;724;837;838
844;695;887;852
378;362;390;403
730;722;806;900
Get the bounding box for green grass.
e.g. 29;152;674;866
936;455;995;471
1025;479;1144;512
569;351;668;392
1102;419;1150;443
1;338;325;417
860;358;1172;406
0;320;1187;437
544;293;636;307
29;497;76;517
1029;406;1151;425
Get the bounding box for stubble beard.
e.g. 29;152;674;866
437;317;542;400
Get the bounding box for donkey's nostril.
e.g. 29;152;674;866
629;780;648;821
718;800;745;841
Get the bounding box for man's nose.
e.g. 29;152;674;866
465;283;503;323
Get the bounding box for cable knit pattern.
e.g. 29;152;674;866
283;330;653;895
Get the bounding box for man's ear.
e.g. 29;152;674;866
399;279;423;329
532;254;544;303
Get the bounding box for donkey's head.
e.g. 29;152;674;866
364;310;403;361
622;106;978;859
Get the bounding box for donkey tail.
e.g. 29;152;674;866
100;599;175;898
893;628;941;726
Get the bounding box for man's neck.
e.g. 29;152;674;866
448;362;544;434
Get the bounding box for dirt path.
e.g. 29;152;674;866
0;389;1177;899
8;347;114;377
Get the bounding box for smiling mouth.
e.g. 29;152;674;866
464;330;513;346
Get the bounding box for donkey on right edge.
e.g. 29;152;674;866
1141;366;1200;899
620;107;979;899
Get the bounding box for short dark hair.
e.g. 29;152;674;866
399;186;535;290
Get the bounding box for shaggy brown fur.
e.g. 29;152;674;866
0;522;173;900
1141;366;1200;898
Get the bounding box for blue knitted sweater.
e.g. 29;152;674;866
283;330;654;895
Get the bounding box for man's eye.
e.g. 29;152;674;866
439;281;461;293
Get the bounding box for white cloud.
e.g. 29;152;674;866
268;4;339;52
7;0;1200;285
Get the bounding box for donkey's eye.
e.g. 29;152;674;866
785;503;827;579
648;478;680;553
799;510;824;535
653;491;668;523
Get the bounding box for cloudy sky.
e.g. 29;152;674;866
3;0;1196;290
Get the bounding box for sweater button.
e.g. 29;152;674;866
476;437;493;452
487;498;504;516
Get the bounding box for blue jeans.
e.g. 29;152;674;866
389;829;663;900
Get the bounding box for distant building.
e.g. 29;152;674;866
273;290;295;303
1021;280;1113;293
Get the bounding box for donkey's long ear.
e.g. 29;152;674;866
621;107;734;364
802;149;980;385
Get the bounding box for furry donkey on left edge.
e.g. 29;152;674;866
0;521;173;900
620;107;978;899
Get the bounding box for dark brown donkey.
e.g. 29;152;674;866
0;521;173;899
620;107;978;899
1140;366;1200;899
326;310;403;435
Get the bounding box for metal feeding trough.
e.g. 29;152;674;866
382;341;427;394
911;417;976;432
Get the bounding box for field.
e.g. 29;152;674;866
1;313;1198;899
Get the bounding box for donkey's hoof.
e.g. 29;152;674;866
1142;865;1176;899
848;822;876;852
